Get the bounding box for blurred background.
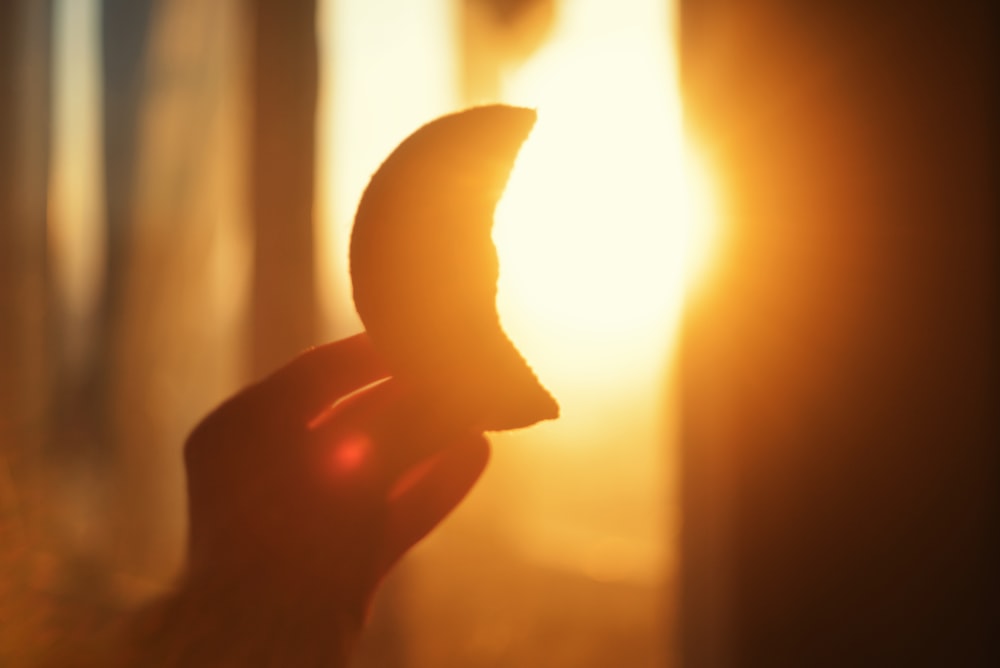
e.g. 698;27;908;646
1;0;714;665
1;0;996;666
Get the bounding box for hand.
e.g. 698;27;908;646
124;334;489;666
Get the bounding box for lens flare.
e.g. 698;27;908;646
330;434;370;475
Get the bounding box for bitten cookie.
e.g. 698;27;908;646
350;105;559;431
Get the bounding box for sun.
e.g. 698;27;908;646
492;9;719;384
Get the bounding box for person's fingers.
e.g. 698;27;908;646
308;379;401;492
378;434;490;574
309;378;475;489
255;333;390;423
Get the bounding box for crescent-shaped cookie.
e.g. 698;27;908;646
350;105;559;430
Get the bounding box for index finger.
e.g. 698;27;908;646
258;333;391;422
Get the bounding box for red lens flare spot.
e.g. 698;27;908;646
330;434;370;475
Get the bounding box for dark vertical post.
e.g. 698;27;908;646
0;0;52;501
247;0;319;378
457;0;555;104
90;0;156;458
678;0;998;665
0;6;53;646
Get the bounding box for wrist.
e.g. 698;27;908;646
123;570;362;667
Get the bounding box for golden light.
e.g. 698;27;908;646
473;0;723;593
48;0;106;369
317;0;459;340
677;142;721;290
318;0;724;661
493;0;719;389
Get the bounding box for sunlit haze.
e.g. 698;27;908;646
494;0;718;386
48;0;106;371
319;0;721;635
484;0;718;587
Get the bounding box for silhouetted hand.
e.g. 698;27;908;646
119;334;489;667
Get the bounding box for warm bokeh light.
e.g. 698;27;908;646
318;0;723;581
330;434;370;475
318;0;458;339
676;141;721;291
48;0;105;368
484;0;721;588
318;0;723;663
493;1;719;383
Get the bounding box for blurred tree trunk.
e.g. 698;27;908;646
92;0;157;460
0;0;52;539
0;1;57;663
678;0;998;665
247;0;319;377
105;0;252;585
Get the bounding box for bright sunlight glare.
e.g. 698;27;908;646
493;1;718;386
485;0;722;587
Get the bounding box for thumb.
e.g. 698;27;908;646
378;434;490;574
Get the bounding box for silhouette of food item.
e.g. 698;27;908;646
350;105;559;430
